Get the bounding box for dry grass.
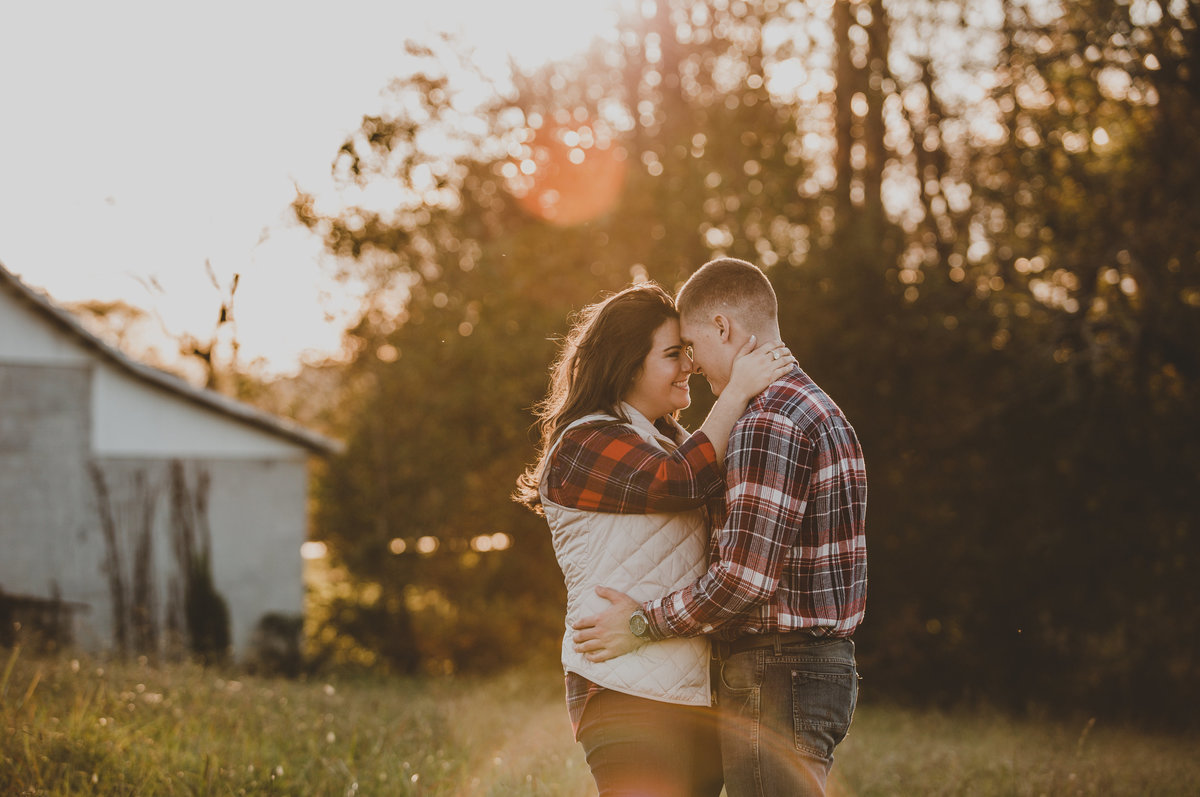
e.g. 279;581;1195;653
833;701;1200;796
2;647;1197;795
0;646;589;796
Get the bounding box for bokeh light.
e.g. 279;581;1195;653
507;121;628;225
300;541;328;560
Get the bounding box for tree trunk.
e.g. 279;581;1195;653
833;0;855;233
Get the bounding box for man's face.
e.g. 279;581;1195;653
679;315;731;396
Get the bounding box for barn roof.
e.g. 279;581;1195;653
0;261;342;456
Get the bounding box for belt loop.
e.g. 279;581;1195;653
773;633;782;655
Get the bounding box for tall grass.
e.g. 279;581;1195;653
2;647;1197;795
832;702;1199;796
0;646;590;796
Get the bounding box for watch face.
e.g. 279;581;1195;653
630;612;649;637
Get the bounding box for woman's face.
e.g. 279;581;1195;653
622;318;693;420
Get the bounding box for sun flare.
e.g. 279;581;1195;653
0;0;625;376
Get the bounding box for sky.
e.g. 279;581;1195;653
0;0;619;376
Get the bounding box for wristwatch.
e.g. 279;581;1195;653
629;608;652;639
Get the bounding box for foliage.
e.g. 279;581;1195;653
849;0;1200;725
289;0;1200;725
183;553;230;667
2;650;1199;796
65;260;255;395
0;649;587;796
246;613;305;679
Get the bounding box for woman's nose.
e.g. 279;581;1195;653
682;353;694;373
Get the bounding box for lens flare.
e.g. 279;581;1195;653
507;123;627;225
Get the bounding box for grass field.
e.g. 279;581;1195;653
2;647;1197;795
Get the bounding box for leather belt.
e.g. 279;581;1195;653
714;629;840;659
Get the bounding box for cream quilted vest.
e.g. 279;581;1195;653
540;404;712;707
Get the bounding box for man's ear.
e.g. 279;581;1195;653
713;313;732;343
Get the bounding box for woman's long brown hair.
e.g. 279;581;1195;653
514;282;678;513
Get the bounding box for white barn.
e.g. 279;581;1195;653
0;262;340;661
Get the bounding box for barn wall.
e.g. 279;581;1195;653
1;280;311;460
0;363;100;644
0;286;91;366
92;363;310;459
2;286;316;660
85;456;308;659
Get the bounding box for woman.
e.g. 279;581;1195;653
515;282;794;797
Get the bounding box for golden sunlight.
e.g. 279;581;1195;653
506;119;629;226
0;0;624;377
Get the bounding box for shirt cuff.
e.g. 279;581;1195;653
642;599;671;641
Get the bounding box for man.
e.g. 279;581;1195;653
572;258;868;796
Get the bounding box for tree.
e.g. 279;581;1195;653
953;0;1200;721
295;9;852;672
290;0;1200;727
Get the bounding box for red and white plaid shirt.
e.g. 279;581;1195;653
542;414;724;738
542;418;723;515
644;368;868;642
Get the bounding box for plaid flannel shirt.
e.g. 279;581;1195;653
643;368;868;642
543;419;723;515
543;415;724;738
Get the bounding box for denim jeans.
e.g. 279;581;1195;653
716;637;858;797
578;688;724;797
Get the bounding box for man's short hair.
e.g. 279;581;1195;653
676;257;778;327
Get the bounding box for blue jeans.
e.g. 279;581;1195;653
578;688;724;797
716;637;858;797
